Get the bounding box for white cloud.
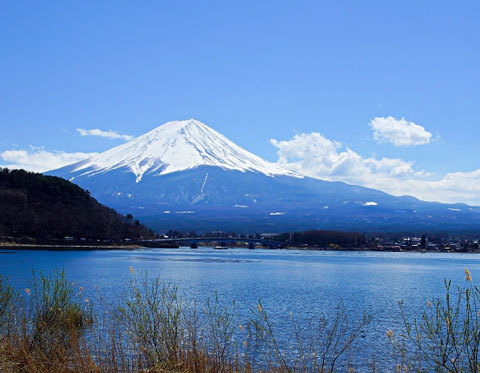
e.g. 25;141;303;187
271;132;421;180
0;146;97;173
76;128;133;141
271;133;480;206
370;116;432;146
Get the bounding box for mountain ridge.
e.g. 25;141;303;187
47;119;480;233
65;119;301;183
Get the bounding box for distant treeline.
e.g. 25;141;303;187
0;168;155;240
271;230;366;247
164;229;366;248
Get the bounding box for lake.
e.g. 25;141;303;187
1;247;479;370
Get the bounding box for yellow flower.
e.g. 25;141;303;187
386;329;394;338
24;288;31;295
129;266;134;274
427;300;431;308
239;325;244;331
465;268;472;281
79;286;84;292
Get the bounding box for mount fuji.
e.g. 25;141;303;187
48;119;480;233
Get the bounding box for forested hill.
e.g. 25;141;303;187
0;168;155;240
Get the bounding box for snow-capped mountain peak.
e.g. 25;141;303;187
47;119;480;233
70;119;301;182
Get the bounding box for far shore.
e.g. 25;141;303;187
1;241;479;254
0;243;144;251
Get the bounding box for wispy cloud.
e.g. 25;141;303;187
76;128;133;141
0;146;97;173
271;132;480;206
370;116;432;146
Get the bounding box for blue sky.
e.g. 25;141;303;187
1;1;479;204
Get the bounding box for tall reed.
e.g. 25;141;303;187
389;267;480;372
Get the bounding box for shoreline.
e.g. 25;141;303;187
0;243;145;251
1;242;479;254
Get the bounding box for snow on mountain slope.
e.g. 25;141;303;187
46;119;480;232
70;119;301;182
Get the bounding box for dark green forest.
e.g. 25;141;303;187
0;168;155;240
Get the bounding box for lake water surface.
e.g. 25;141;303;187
1;247;479;370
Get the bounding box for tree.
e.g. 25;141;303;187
420;235;427;249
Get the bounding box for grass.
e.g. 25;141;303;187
0;268;477;372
